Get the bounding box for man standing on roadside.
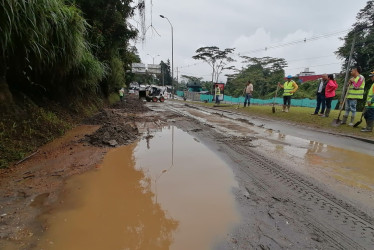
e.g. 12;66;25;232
278;75;298;112
215;85;221;104
311;74;328;115
243;80;253;107
342;66;365;126
361;70;374;132
119;87;125;102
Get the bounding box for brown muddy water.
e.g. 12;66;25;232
36;127;239;250
179;106;374;192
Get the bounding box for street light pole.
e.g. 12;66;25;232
160;15;174;99
146;54;160;64
146;54;160;85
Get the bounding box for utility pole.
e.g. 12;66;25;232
340;33;356;105
160;15;174;99
176;67;179;91
162;67;165;86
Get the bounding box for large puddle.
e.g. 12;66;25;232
36;127;239;250
177;105;374;191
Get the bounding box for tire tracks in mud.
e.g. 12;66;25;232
161;103;374;249
224;143;374;249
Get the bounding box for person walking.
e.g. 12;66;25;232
342;66;365;125
278;75;298;112
321;74;338;117
215;85;221;104
361;70;374;132
243;80;253;107
311;74;328;115
119;87;125;102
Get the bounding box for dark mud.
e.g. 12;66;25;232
82;96;149;147
86;123;139;147
110;96;150;113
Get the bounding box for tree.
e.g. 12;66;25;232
72;0;138;95
225;56;287;98
192;46;235;86
158;60;172;86
336;0;374;108
181;75;203;84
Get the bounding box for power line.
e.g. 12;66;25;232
286;54;336;63
237;28;350;55
285;62;341;71
178;62;205;69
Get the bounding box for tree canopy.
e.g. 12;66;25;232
225;56;287;98
336;0;374;108
192;46;235;84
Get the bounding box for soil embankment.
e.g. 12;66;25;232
0;96;157;249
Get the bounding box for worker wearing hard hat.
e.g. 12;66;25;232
278;75;299;112
361;70;374;132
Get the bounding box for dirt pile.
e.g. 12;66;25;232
83;96;149;147
87;123;139;147
111;96;150;113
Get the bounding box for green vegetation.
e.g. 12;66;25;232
0;0;140;168
225;57;287;98
336;0;374;109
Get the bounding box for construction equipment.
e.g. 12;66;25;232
143;85;166;102
331;88;350;126
353;107;366;127
272;85;279;113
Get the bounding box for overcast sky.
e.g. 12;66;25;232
130;0;369;82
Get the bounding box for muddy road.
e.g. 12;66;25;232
1;99;374;249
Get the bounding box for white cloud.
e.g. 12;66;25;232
130;0;368;82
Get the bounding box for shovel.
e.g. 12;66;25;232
353;107;366;127
236;89;246;109
272;85;279;113
331;89;349;126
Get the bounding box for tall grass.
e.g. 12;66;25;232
0;0;106;98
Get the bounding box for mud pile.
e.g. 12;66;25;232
87;123;139;147
111;96;150;113
83;96;148;147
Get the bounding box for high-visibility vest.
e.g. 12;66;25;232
347;75;365;99
283;81;295;96
366;83;374;108
216;87;220;95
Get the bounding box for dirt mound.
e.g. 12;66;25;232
86;123;139;147
82;96;151;147
83;111;111;125
111;96;149;113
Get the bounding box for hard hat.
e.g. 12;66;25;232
287;75;292;79
369;71;374;77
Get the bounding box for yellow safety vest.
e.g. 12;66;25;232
366;83;374;108
347;75;365;99
216;87;220;95
283;81;295;96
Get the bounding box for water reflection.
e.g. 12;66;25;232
134;127;240;250
37;126;239;250
37;143;178;250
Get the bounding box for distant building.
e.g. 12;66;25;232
293;68;323;83
298;68;315;76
